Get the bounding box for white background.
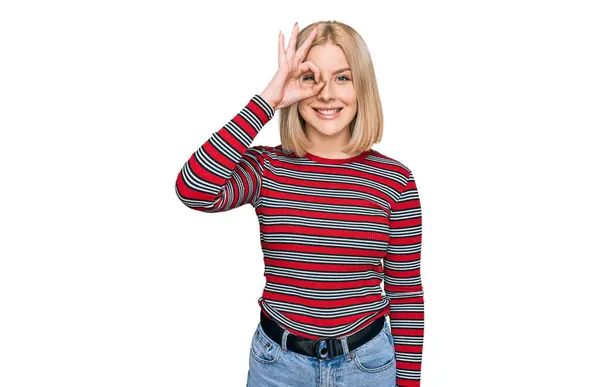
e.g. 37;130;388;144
1;1;599;386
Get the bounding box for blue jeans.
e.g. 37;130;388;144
246;317;396;387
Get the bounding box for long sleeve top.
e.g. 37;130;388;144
174;94;424;387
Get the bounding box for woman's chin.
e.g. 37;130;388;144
311;126;347;137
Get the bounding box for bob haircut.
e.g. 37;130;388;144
280;20;384;157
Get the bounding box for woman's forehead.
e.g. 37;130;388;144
305;44;350;72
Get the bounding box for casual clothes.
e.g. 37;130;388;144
175;94;424;387
247;317;396;387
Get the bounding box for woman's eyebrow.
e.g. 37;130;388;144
307;67;351;75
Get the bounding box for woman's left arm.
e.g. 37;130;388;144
383;170;425;387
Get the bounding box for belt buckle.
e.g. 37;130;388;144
313;338;334;359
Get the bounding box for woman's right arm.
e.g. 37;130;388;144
174;94;275;212
175;23;324;212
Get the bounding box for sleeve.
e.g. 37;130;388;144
174;94;275;212
383;170;425;387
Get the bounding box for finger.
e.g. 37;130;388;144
278;31;286;68
295;24;319;63
286;23;299;63
297;60;321;85
300;79;327;100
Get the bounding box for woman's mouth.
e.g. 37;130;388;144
313;107;343;119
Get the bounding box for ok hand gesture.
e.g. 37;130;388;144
260;23;327;111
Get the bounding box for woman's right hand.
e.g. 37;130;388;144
260;23;327;111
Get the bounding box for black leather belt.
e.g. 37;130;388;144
259;311;385;360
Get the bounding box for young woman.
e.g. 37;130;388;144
175;20;424;387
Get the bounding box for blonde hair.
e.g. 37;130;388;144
280;20;384;157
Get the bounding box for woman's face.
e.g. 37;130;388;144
298;43;358;140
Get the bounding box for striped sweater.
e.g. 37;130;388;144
175;94;424;387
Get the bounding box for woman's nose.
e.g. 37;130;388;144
318;80;332;98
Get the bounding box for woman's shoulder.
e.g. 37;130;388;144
367;149;416;200
367;148;412;178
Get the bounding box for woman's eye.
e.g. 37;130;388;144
303;75;351;82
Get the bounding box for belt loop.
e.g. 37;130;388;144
340;335;351;361
281;329;289;353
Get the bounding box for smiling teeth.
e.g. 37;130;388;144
317;109;341;115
